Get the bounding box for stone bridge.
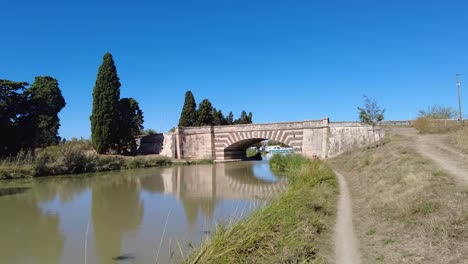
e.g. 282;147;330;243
139;118;383;160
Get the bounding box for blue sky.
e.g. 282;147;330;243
2;0;468;139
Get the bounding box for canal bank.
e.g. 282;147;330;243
185;154;338;263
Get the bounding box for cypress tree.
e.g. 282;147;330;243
195;99;213;126
226;111;234;125
90;53;121;154
212;108;224;126
178;91;197;127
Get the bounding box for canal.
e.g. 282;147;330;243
0;159;285;263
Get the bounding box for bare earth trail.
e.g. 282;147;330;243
334;171;362;264
393;127;468;185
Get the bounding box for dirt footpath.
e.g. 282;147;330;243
393;127;468;185
334;171;362;264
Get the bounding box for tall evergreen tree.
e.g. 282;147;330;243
195;99;213;126
226;111;234;125
28;76;66;148
247;112;253;124
234;110;250;124
117;98;144;154
178;91;197;127
90;53;121;154
212;108;225;126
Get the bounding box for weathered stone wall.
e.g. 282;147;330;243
327;122;384;157
140;119;386;160
177;127;214;160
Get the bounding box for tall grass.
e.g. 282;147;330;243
413;117;461;134
184;154;338;263
448;126;468;154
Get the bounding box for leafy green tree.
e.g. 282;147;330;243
195;99;213;126
357;96;385;128
226;111;234;125
90;53;121;154
0;80;29;156
178;91;197;127
28;76;66;148
117;98;144;154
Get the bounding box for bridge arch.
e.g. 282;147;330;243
214;129;303;160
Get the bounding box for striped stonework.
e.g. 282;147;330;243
172;118;383;160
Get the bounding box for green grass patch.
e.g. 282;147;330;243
184;154;338;263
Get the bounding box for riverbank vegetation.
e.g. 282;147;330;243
329;132;468;263
0;139;213;180
185;154;338;263
0;78;65;157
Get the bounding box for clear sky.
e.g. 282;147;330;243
2;0;468;139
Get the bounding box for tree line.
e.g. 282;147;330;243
178;91;253;127
1;52;144;158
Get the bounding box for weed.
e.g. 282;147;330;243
185;154;338;263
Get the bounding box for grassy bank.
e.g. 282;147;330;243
329;132;468;263
184;154;338;264
0;139;212;179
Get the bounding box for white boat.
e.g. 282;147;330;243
266;146;295;153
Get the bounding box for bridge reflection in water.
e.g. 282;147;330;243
141;161;287;201
0;161;286;264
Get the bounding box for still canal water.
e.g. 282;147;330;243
0;160;285;264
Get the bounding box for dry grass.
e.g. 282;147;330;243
328;133;468;264
448;126;468;154
413;117;461;134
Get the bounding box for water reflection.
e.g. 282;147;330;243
0;191;64;264
92;178;144;264
0;160;286;264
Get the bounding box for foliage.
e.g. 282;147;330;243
226;111;234;125
177;91;253;127
418;105;457;119
117;98;144;154
178;90;197;127
212;108;226;126
234;110;253;124
0;139;173;179
195;99;214;126
185;155;337;263
142;128;157;135
28;76;66;148
357;96;385;128
0;77;65;157
90;52;121;154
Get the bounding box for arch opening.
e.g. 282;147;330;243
223;138;295;160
